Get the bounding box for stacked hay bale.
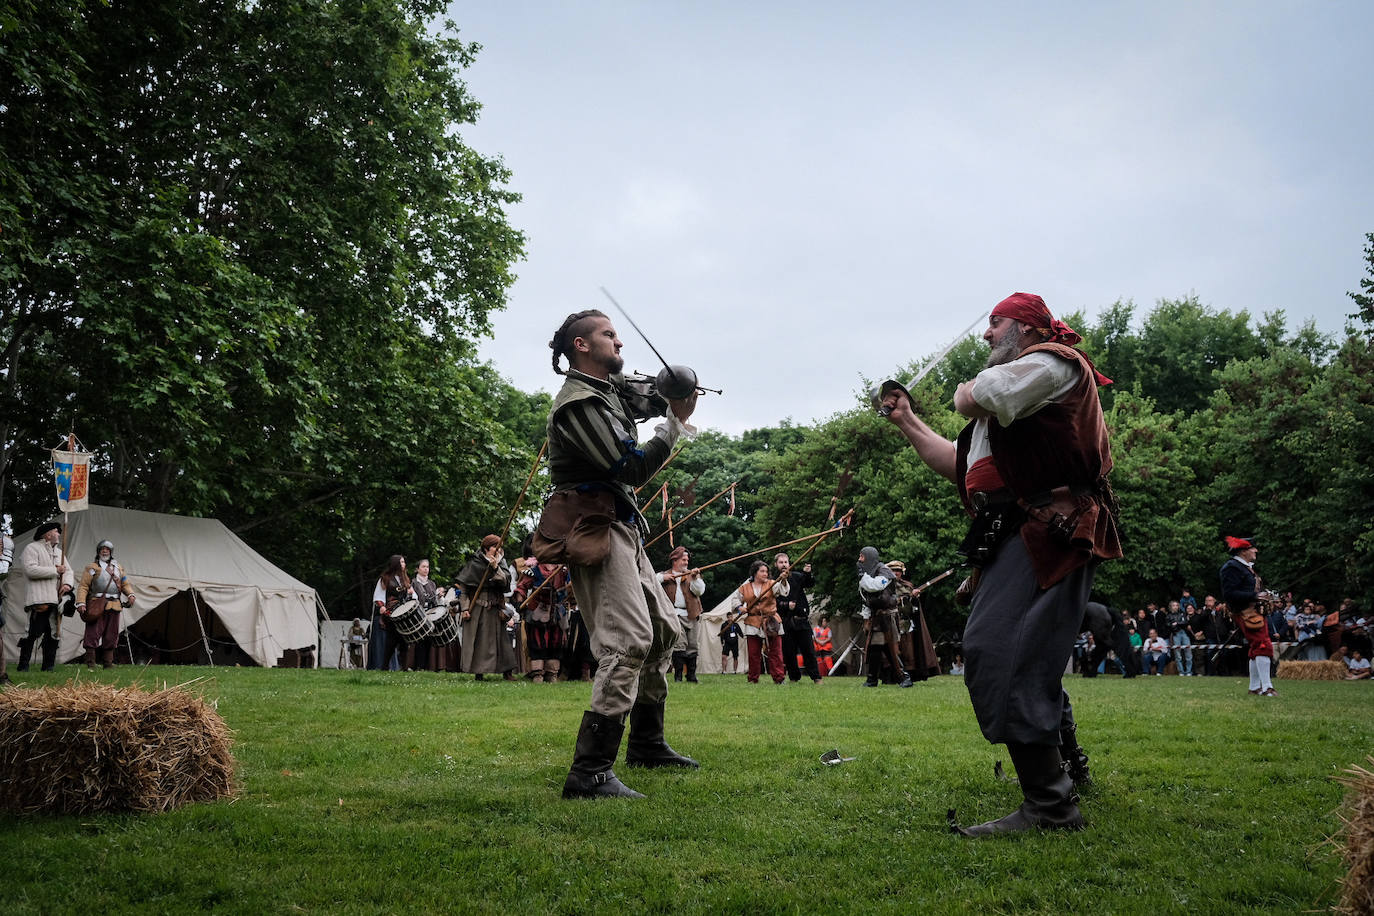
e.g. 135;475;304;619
0;682;237;815
1334;759;1374;916
1275;659;1348;680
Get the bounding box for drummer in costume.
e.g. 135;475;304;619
562;580;595;681
661;546;705;683
457;535;518;681
409;558;439;671
1219;536;1276;696
538;309;699;800
881;293;1121;835
774;553;823;685
75;539;136;669
371;555;415;671
515;558;569;683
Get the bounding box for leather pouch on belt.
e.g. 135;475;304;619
531;488;616;566
81;595;108;624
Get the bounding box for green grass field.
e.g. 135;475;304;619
1;667;1368;915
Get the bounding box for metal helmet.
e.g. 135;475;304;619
95;539;115;560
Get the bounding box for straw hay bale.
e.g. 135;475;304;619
1334;758;1374;916
1276;660;1347;680
0;681;237;815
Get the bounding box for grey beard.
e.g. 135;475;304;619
985;326;1024;367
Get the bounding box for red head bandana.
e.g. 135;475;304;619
1224;536;1253;550
990;292;1112;386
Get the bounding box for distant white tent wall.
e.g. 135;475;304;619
1;505;320;668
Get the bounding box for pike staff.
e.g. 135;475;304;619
471;439;548;603
682;521;847;576
635;441;688;494
516;564;567;612
719;510;854;621
643;479;740;550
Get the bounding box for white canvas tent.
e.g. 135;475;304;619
2;505;320;668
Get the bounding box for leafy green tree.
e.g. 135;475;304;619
640;430;765;604
1131;296;1262;415
1350;231;1374;330
1093;391;1214;609
0;0;528;616
752;393;970;639
1192;340;1374;608
1075;299;1138;410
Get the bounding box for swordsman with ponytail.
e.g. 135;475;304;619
881;292;1122;836
536;309;700;799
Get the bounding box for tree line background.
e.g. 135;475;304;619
3;2;1371;635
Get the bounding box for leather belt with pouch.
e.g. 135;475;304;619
531;487;619;567
955;492;1026;606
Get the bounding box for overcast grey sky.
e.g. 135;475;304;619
451;1;1372;434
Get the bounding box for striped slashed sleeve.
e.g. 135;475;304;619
553;399;680;487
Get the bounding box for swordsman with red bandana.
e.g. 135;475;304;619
881;292;1122;836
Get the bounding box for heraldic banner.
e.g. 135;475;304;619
52;447;92;512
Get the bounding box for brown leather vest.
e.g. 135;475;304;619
662;575;703;620
955;342;1122;588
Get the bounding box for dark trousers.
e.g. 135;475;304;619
963;537;1095;746
20;606;60;670
781;617;821;681
381;627;407;671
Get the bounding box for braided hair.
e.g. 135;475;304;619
548;309;608;375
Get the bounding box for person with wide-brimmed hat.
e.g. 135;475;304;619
18;521;75;672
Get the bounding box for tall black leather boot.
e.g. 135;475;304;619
951;743;1083;836
1060;722;1091;787
671;651;685;682
17;637;33;672
685;655;699;683
562;711;644;799
625;701;699;769
40;635;57;672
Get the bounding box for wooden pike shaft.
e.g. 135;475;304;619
515;565;566;611
637;479;669;515
635;441;687;494
694;516;849;574
472;439;548;602
725;511;850;616
642;480;737;550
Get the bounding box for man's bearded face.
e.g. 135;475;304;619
985;319;1025;368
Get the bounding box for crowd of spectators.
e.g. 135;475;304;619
1075;589;1371;679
